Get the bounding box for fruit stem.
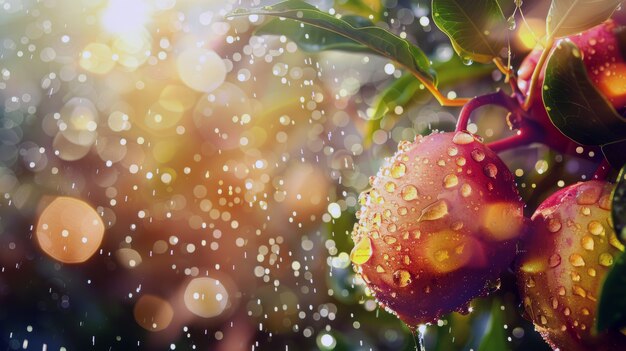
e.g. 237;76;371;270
522;37;555;110
417;76;470;107
592;159;612;180
455;90;519;132
487;129;538;153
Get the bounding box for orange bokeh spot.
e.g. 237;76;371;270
133;294;174;332
36;197;105;264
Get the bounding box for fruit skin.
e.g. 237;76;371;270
517;181;626;351
518;20;626;154
351;131;525;327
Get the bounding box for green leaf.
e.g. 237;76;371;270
597;250;626;332
542;41;626;146
478;299;510;351
256;15;374;53
602;139;626;170
363;58;493;145
612;164;626;244
334;0;382;21
228;0;436;85
547;0;622;38
432;0;509;64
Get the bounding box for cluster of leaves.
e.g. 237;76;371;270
229;0;626;347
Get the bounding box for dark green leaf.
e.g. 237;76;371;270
612;164;626;244
542;41;626;146
228;0;436;84
597;250;626;332
602;139;626;170
478;299;510;351
432;0;509;63
255;15;374;53
547;0;622;38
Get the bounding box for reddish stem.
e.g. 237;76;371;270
592;158;612;180
455;90;519;132
487;129;539;153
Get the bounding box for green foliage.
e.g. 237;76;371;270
597;251;626;332
546;0;622;38
256;15;374;53
542;41;626;147
334;0;382;21
612;165;626;244
478;299;510;351
229;0;436;85
432;0;509;63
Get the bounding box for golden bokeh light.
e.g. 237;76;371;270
183;277;229;318
36;197;105;263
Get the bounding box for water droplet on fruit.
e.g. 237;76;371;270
456;157;466;166
384;181;396;193
526;277;536;287
350;237;373;265
383;235;397;245
483;163;497;179
452;131;474;145
569;254;585;267
549;254;561;268
581;206;591;216
443;174;458;188
588;268;596;277
447;146;458;156
460;184;472;197
418;200;449;221
540;315;548;325
376;265;385;273
588;220;604;235
576;184;601;205
471;149;485;162
392;269;412;287
390;162;406;179
599;253;614;267
573;286;587;297
401;185;418;201
558;286;566;296
547;218;562;233
551;297;559;309
581;236;595;251
434;249;450;262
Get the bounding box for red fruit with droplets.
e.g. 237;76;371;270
351;131;525;327
517;181;626;351
518;20;626;153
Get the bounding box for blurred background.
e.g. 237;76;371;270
0;0;606;349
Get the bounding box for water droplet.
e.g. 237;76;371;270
392;270;412;287
483;163;498;179
576;184;601;205
383;235;398;245
588;220;604;235
460;183;472;197
547;218;562;233
376;265;385;273
526;277;536;287
447;146;458;156
452;131;474;145
558;286;566;296
390;162;406;179
456;157;466;166
581;236;595;251
551;297;559;309
418;200;449;221
569;254;585;267
507;15;516;30
384;181;396;193
588;268;596;277
401;185;418;201
471;149;485;162
462;57;473;66
434;249;450;262
549;254;561;268
350;237;373;265
443;174;458;188
573;285;587;297
599;252;614;267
